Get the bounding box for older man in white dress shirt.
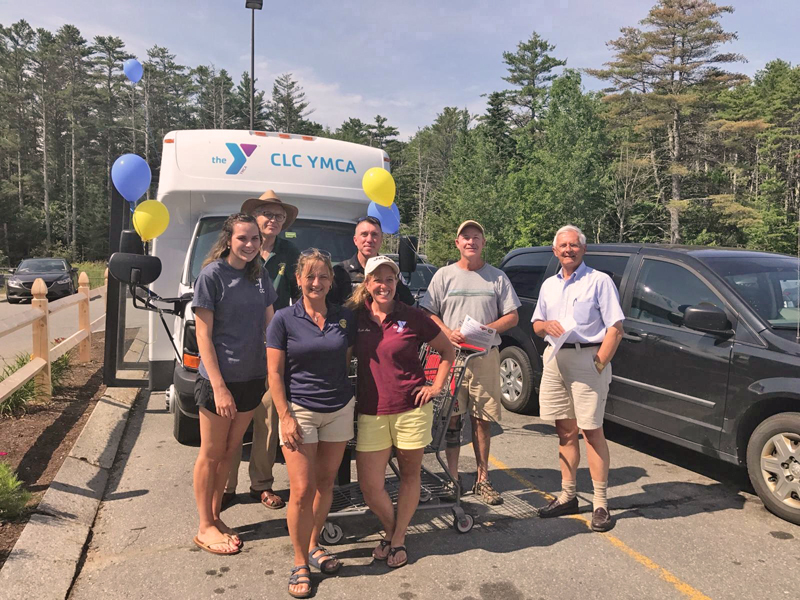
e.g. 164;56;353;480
531;225;624;532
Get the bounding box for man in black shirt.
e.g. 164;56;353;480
331;216;415;306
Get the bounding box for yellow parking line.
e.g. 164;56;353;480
488;455;712;600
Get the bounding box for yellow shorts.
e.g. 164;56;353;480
355;403;433;452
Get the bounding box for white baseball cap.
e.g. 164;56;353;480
364;255;400;276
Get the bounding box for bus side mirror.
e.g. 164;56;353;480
399;236;418;275
108;253;162;286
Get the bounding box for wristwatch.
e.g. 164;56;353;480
594;356;606;374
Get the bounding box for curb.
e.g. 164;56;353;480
0;387;142;600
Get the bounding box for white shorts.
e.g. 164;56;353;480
280;399;355;445
538;345;611;430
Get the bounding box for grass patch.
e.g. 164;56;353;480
0;352;72;417
72;260;106;290
0;461;31;521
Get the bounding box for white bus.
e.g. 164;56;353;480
141;129;387;441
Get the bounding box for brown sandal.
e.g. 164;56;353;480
473;480;504;505
250;488;286;509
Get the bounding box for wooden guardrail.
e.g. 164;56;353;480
0;269;108;403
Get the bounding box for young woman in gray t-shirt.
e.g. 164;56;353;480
191;213;277;556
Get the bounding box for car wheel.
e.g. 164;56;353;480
746;412;800;525
7;298;20;304
498;345;535;414
171;389;200;446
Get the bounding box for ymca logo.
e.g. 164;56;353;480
212;143;258;175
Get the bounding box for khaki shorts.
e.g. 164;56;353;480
356;403;434;452
539;345;611;430
454;347;502;422
280;399;355;445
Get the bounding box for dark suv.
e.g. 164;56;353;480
498;244;800;525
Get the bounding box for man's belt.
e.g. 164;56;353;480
554;342;602;349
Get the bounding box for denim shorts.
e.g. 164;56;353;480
194;376;265;415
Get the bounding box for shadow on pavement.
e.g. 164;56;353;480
101;389;150;502
602;421;752;493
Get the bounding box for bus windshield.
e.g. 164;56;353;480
186;217;357;285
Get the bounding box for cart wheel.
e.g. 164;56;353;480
320;522;344;545
454;513;474;534
420;487;432;503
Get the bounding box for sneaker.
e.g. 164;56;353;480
591;507;613;532
537;496;579;518
473;480;504;506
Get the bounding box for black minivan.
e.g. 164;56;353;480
497;244;800;525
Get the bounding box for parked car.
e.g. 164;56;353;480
385;253;438;304
6;258;78;303
498;243;800;525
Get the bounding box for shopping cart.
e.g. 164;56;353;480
320;343;487;544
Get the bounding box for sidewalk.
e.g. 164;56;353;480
0;387;142;600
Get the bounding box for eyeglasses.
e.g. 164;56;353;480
256;211;286;222
300;248;332;259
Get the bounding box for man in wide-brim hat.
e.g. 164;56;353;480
224;189;300;512
240;189;299;232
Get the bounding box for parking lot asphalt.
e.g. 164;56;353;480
68;391;799;600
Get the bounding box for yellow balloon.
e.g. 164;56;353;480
362;167;395;207
132;200;170;242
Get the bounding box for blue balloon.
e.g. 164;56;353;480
123;58;143;84
112;154;151;203
367;201;400;234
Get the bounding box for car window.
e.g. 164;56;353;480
704;255;800;330
502;252;552;299
17;259;67;273
630;259;724;328
408;265;437;291
583;254;628;290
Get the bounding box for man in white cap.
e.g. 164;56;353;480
223;189;300;511
421;220;520;505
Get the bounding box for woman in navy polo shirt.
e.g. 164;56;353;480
267;249;356;599
348;255;455;568
192;213;277;556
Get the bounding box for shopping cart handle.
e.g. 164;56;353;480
458;342;487;353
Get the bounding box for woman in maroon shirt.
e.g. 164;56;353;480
347;256;455;568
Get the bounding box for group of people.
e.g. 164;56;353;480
188;189;623;598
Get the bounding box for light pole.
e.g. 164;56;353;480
245;1;264;130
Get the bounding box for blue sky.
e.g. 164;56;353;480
1;0;798;138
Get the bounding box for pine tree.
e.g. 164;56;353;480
32;29;62;250
230;71;268;130
57;24;94;255
366;115;399;149
267;73;312;133
335;118;369;144
92;35;130;212
479;91;514;162
590;0;744;243
501;32;566;129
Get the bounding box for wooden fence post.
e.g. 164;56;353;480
105;268;109;289
31;278;51;399
78;272;91;362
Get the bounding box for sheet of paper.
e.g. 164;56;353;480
459;314;496;349
544;315;578;364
